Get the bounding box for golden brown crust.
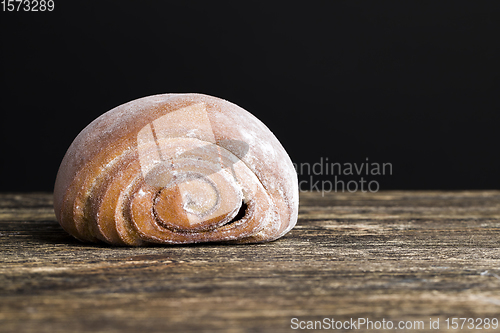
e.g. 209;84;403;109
54;94;298;245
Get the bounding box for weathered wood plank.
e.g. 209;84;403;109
1;191;500;332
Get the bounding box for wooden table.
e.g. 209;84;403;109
1;191;500;332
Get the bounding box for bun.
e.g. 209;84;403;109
54;93;298;245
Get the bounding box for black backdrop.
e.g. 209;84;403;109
1;1;499;191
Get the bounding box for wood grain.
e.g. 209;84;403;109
1;191;500;332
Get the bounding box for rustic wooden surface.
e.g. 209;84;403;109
1;191;500;332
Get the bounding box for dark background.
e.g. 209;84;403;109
1;1;499;191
